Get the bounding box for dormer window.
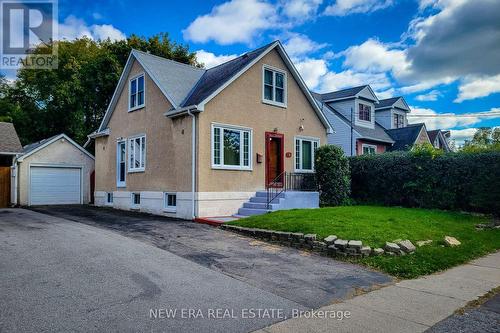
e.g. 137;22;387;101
263;66;287;107
394;114;405;128
129;74;145;111
359;103;371;121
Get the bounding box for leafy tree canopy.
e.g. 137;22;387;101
462;127;500;152
2;33;198;147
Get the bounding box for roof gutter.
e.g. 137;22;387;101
84;128;110;148
164;105;202;118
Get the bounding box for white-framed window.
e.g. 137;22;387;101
262;65;287;107
164;192;177;212
295;136;319;173
129;74;145;111
211;123;252;170
106;192;113;204
128;135;146;172
362;144;377;155
359;103;371;121
116;140;126;187
131;192;141;208
394;113;405;128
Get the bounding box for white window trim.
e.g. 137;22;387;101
116;140;126;187
131;192;141;209
163;192;177;212
355;100;375;128
393;111;406;129
294;136;320;173
262;65;287;108
362;144;377;155
128;73;146;112
211;123;253;171
128;134;146;173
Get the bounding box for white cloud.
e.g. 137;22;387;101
58;16;125;41
294;58;328;89
281;0;323;21
341;39;409;76
450;127;478;146
408;107;500;130
195;50;238;69
415;90;442;101
183;0;277;45
283;33;327;58
318;70;391;92
455;74;500;103
375;88;396;99
324;0;394;16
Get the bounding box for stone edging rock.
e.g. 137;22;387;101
220;225;418;257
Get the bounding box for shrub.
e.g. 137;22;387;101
315;145;350;206
349;151;500;215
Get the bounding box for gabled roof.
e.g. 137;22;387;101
317;101;394;144
182;42;273;106
427;129;440;143
98;41;332;133
375;96;411;112
0;122;22;154
317;85;379;103
386;123;428;151
133;50;205;107
18;133;94;162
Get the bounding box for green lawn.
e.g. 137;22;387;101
228;206;500;279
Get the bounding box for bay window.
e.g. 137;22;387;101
212;124;252;170
295;137;319;172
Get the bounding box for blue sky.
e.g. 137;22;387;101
11;0;500;144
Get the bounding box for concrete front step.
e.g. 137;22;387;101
237;207;269;216
243;202;280;210
249;196;282;204
255;191;285;198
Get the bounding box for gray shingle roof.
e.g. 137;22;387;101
133;50;205;107
22;134;60;154
318;85;368;101
0;122;22;153
376;97;400;109
427;129;440;143
321;103;394;144
386;123;425;151
182;42;273;106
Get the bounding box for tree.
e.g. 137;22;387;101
462;127;500;152
3;33;198;146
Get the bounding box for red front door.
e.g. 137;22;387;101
265;132;284;187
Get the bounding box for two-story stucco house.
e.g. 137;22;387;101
88;41;332;220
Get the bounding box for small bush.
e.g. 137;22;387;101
315;145;351;206
349;151;500;215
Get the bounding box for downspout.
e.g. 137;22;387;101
187;110;196;219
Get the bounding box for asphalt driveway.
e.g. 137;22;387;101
1;206;391;332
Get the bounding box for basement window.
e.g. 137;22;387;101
131;192;141;208
106;192;113;204
164;193;177;212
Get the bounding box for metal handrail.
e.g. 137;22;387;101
266;172;317;210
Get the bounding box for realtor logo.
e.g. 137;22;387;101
0;0;57;69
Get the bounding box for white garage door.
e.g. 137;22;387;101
30;166;81;205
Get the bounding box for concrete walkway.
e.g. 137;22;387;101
255;252;500;333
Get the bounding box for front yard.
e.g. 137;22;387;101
228;206;500;278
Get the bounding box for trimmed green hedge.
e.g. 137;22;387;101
349;151;500;214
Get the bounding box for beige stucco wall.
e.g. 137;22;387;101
197;49;328;192
17;137;95;205
94;60;193;193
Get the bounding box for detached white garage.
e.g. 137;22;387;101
14;134;95;206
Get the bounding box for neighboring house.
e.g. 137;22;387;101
0;122;22;207
427;129;452;152
313;86;394;156
88;41;332;219
375;97;411;130
385;123;432;151
12;134;95;206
